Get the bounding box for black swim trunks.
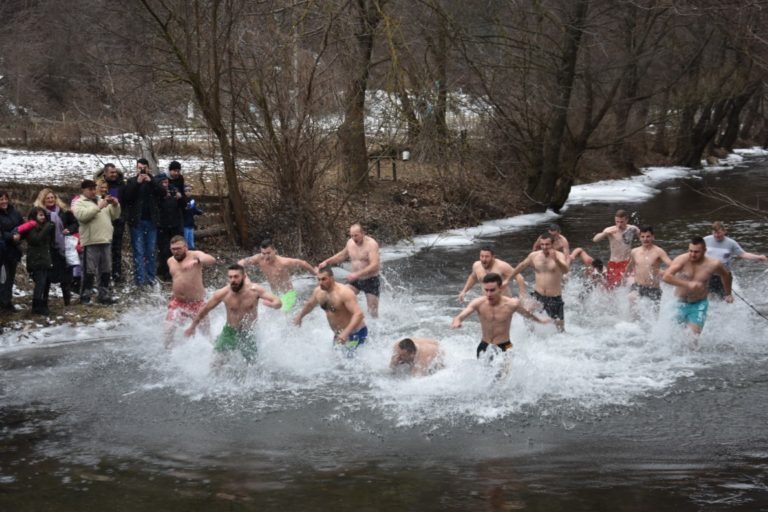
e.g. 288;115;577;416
531;291;564;320
631;284;662;301
476;340;512;359
708;275;725;299
349;275;381;297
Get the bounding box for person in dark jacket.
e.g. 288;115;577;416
155;173;186;281
96;163;127;283
0;190;25;312
122;158;164;287
167;160;187;203
33;188;78;306
25;207;55;315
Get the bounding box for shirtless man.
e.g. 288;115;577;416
662;236;732;336
164;235;217;347
294;267;368;355
509;234;570;331
704;221;767;299
451;273;548;358
533;224;570;256
592;209;640;288
238;239;317;311
318;223;381;317
184;264;282;362
569;247;606;294
625;226;672;303
389;338;444;377
458;247;527;302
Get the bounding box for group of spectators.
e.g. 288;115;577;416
0;158;203;315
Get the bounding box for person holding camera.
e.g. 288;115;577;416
74;179;121;304
155;173;186;282
122;158;165;287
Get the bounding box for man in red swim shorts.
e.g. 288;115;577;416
164;235;217;347
592;209;640;289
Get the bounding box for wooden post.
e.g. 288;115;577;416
392;159;397;182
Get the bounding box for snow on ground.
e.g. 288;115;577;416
0;147;229;186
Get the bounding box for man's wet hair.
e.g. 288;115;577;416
228;263;245;273
539;232;553;241
170;235;186;245
640;226;654;234
592;258;604;272
260;239;275;250
482;272;502;286
319;266;334;277
479;246;494;255
398;338;417;354
548;223;561;232
690;236;706;247
615;209;629;219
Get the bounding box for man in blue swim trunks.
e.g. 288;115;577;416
294;267;367;354
318;223;381;318
663;236;732;337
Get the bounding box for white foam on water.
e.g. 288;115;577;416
87;269;768;429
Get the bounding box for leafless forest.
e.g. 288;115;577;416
1;0;767;252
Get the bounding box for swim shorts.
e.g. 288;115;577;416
476;340;512;359
606;260;630;288
531;291;565;320
677;298;709;328
335;325;368;357
214;324;257;362
348;276;380;297
279;289;297;312
631;284;662;302
165;297;207;325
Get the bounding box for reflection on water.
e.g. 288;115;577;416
2;161;768;510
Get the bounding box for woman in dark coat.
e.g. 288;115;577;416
34;188;78;306
0;189;25;312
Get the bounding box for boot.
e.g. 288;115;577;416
97;273;116;305
80;273;95;304
62;283;72;306
31;299;50;316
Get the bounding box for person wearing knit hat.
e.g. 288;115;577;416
167;160;187;204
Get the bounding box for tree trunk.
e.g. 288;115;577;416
527;0;589;208
338;0;385;189
718;88;757;151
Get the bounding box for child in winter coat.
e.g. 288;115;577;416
183;194;204;249
24;207;55;315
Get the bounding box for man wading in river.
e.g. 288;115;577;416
452;273;548;359
509;234;570;332
165;235;216;347
294;267;367;357
318;223;381;318
184;264;281;362
238;238;317;312
662;236;732;342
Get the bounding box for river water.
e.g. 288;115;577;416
1;154;768;510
